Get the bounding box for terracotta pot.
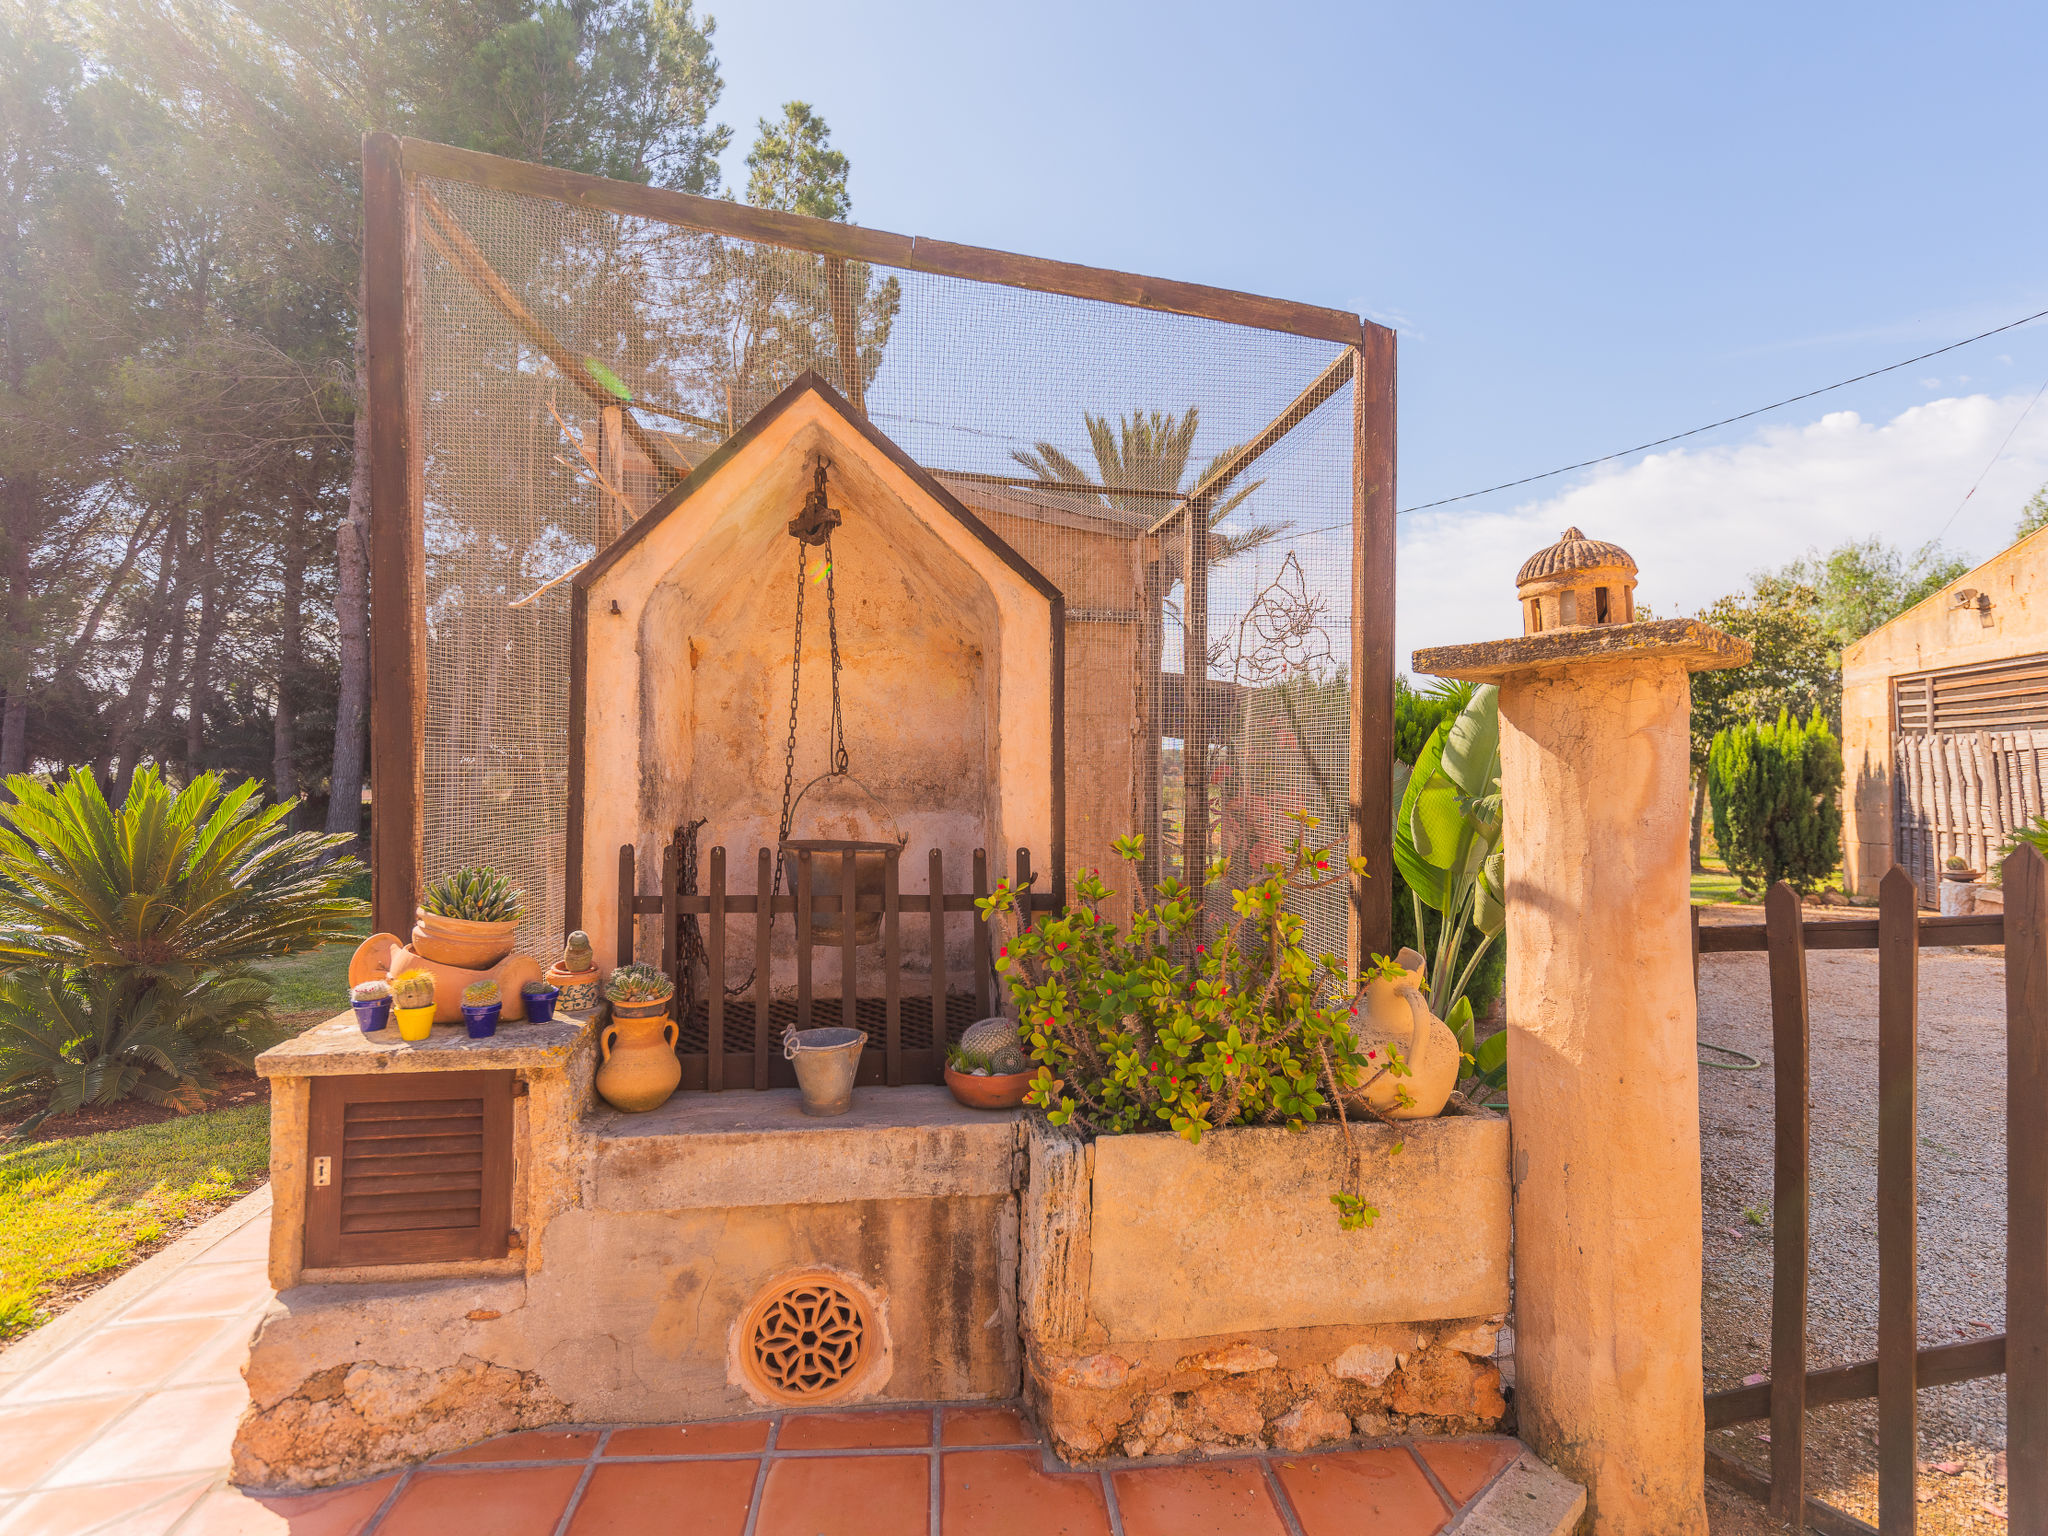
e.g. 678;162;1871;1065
350;934;542;1024
411;908;519;970
595;1009;681;1112
945;1063;1033;1110
546;966;600;1013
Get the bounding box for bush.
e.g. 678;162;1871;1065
1706;710;1843;895
0;767;363;1130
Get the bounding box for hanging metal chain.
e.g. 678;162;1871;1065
823;532;848;774
775;540;811;873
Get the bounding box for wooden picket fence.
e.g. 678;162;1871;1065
1693;844;2048;1533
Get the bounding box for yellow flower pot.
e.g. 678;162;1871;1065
394;1004;435;1042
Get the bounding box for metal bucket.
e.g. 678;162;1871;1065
784;1027;867;1116
781;839;894;947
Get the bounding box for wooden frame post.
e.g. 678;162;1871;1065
1877;865;1920;1531
1763;883;1810;1522
1349;325;1397;974
2009;841;2048;1532
363;132;425;937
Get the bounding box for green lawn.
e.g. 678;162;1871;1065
0;1105;270;1339
252;938;363;1017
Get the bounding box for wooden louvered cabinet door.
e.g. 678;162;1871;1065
305;1070;515;1268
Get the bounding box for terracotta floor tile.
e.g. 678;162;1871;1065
42;1382;246;1486
1112;1461;1289;1536
431;1428;601;1463
377;1466;583;1536
0;1474;210;1536
118;1261;273;1322
3;1318;225;1401
775;1408;933;1449
190;1216;273;1267
941;1449;1111;1535
166;1313;265;1388
1273;1448;1452;1536
0;1394;141;1493
605;1420;770;1456
754;1454;928;1536
566;1459;757;1535
1414;1437;1520;1504
171;1474;398;1534
940;1404;1038;1447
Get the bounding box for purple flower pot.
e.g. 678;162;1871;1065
522;986;560;1024
461;1002;502;1039
352;997;393;1034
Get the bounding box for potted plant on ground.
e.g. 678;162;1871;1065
350;979;393;1034
461;978;503;1038
521;977;561;1023
595;963;680;1112
944;1018;1034;1109
391;970;436;1042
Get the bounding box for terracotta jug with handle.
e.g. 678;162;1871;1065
1346;947;1460;1120
595;1007;682;1113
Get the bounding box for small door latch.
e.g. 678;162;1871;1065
312;1156;332;1188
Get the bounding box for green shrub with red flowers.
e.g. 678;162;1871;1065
975;817;1382;1150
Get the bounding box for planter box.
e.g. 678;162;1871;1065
1020;1107;1511;1461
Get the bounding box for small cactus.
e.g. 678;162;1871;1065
350;979;392;1002
522;978;556;996
422;866;524;924
392;970;436;1010
462;979;501;1006
562;931;596;971
957;1017;1029;1074
604;962;674;1005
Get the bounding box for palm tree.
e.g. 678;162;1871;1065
1012;407;1289;563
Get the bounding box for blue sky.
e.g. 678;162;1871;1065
706;0;2048;656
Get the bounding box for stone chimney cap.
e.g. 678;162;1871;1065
1516;528;1638;586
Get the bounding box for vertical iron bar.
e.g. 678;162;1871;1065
795;849;813;1032
1183;498;1209;941
753;847;772;1090
1764;882;1810;1523
2009;841;2048;1532
616;845;635;968
884;849;902;1087
973;849;991;1020
839;850;857;1035
1878;865;1920;1533
707;847;726;1092
929;848;947;1064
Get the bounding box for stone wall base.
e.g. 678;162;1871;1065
1023;1315;1507;1463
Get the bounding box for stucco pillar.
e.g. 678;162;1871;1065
1416;618;1748;1536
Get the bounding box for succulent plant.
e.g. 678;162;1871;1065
350;979;393;1002
392;970;436;1009
522;978;556;996
462;979;501;1006
422;866;524;924
604;962;674;1005
561;931;595;971
1946;854;1973;871
959;1017;1027;1073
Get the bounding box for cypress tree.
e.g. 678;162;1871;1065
1706;709;1843;894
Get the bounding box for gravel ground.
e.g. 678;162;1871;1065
1700;943;2012;1533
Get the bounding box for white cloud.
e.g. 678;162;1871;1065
1397;391;2048;672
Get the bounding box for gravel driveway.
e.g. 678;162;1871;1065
1700;939;2011;1532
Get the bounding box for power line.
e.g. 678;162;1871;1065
1930;372;2048;545
1394;303;2048;517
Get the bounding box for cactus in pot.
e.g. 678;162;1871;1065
391;969;437;1041
604;962;674;1014
958;1016;1029;1075
350;978;394;1034
413;865;524;969
423;867;524;923
521;976;562;1023
460;977;503;1039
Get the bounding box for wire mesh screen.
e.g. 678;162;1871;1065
409;170;1360;965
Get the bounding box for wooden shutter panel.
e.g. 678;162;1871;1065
305;1070;514;1268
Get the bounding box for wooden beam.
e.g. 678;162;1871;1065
1706;1333;2007;1428
1705;1451;1877;1536
1695;911;2004;952
1763;883;1810;1525
2008;841;2048;1533
363;132;424;938
1349;330;1397;974
396;137;1367;347
1876;866;1919;1533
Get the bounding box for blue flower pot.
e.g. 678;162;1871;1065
522;986;560;1023
352;997;393;1034
461;1002;502;1039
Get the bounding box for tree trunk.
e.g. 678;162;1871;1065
0;479;34;778
183;496;225;772
1690;770;1709;873
273;497;305;814
0;691;24;780
327;318;370;845
145;509;196;777
105;512;179;791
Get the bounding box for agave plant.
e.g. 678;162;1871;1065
0;966;271;1137
0;766;365;979
421;866;524;925
603;962;674;1005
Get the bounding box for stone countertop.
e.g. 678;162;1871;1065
256;1010;599;1078
589;1083;1022;1140
1413;617;1752;681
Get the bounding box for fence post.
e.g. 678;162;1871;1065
2008;841;2048;1532
707;847;725;1092
617;844;635;967
1763;882;1810;1523
884;850;902;1087
753;846;772;1090
1878;865;1920;1533
929;849;947;1063
795;848;813;1032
